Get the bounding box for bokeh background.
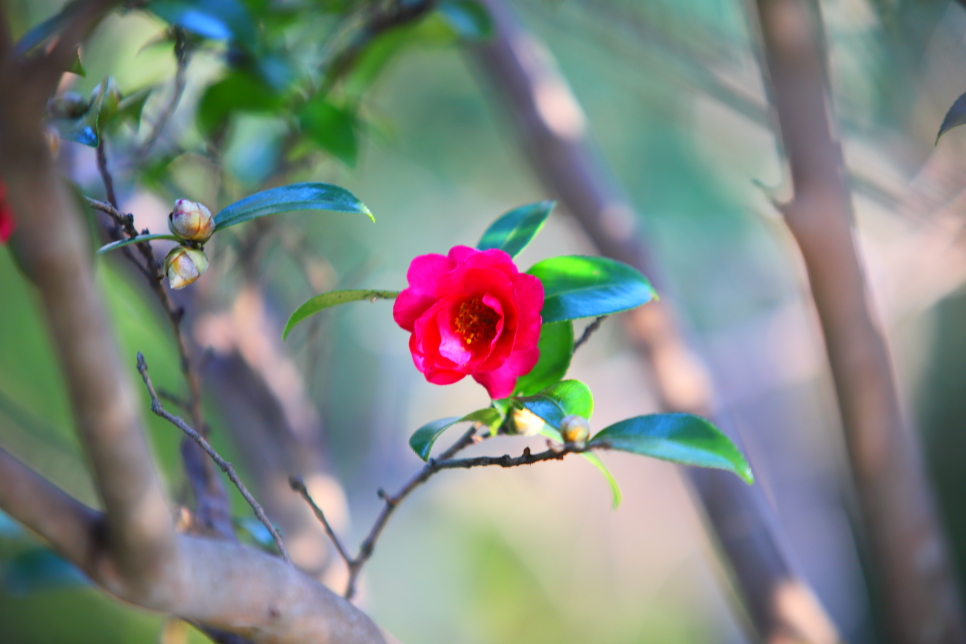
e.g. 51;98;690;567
3;0;966;642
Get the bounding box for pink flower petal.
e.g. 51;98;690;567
473;346;541;399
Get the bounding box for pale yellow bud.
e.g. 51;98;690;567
164;247;209;290
560;415;590;445
168;199;214;242
510;407;545;436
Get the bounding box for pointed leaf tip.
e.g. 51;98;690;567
282;289;399;340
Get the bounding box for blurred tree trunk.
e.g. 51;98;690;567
470;2;841;642
750;0;966;641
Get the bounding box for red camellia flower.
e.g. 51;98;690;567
0;181;14;244
393;246;544;399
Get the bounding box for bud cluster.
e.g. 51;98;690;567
163;199;215;290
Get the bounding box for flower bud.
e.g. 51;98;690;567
164;247;208;290
48;91;91;119
168;199;214;242
510;407;545;436
560;415;590;445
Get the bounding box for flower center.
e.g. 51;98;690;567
454;296;499;346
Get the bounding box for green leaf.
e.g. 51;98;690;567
589;413;754;484
538;380;593;419
198;72;279;135
283;289;399;340
299;99;359;167
2;548;88;595
148;0;256;44
527;256;656;323
477;200;554;258
113;88;153;129
14;6;73;56
517;395;565;429
409;408;502;461
513;321;573;396
938;91;966;142
69;50;86;77
437;0;493;41
50;81;108;148
580;452;622;509
96;234;182;255
214;182;373;232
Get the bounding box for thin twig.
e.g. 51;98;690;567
137;29;190;158
295;424;596;600
288;476;353;566
157;387;191;412
137;353;292;565
96;139;118;209
573;315;608;351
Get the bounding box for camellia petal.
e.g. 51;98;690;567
0;181;15;244
394;245;544;398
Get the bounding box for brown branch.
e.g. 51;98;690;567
137;353;292;565
96;139;118;209
469;2;841;642
752;0;966;640
573;315;608;351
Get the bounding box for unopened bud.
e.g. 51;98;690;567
168;199;214;242
164;247;208;290
48;91;91;119
560;415;590;445
510;407;545;436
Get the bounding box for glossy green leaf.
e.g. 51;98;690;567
527;255;656;323
581;452;622;509
409;408;502;461
198;72;280;135
590;413;754;484
50;82;107;148
938;91;966;142
300;99;359;167
214;182;372;232
283;289;399;340
149;0;256;44
477;200;554;258
538;379;593;419
97;234;182;255
517;394;565;429
513;321;573;396
438;0;493;41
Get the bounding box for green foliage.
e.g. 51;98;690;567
213;182;373;230
283;289;400;340
517;379;593;428
513;321;573;396
580;451;622;509
589;413;754;484
148;0;257;44
96;234;183;255
198;72;281;135
527;256;657;323
477;200;554;258
299;98;360;166
437;0;494;41
409;408;503;460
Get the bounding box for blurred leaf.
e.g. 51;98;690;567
97;234;181;255
513;321;573;396
214;182;372;234
113;88;153;129
580;452;622;509
14;4;74;55
69;50;86;76
50;82;107;148
437;0;493;40
477;200;553;258
2;549;88;595
938;91;966;142
148;0;256;44
198;72;279;135
0;510;23;538
410;408;502;460
590;413;754;484
299;98;359;167
527;256;656;323
233;517;278;553
283;289;399;339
